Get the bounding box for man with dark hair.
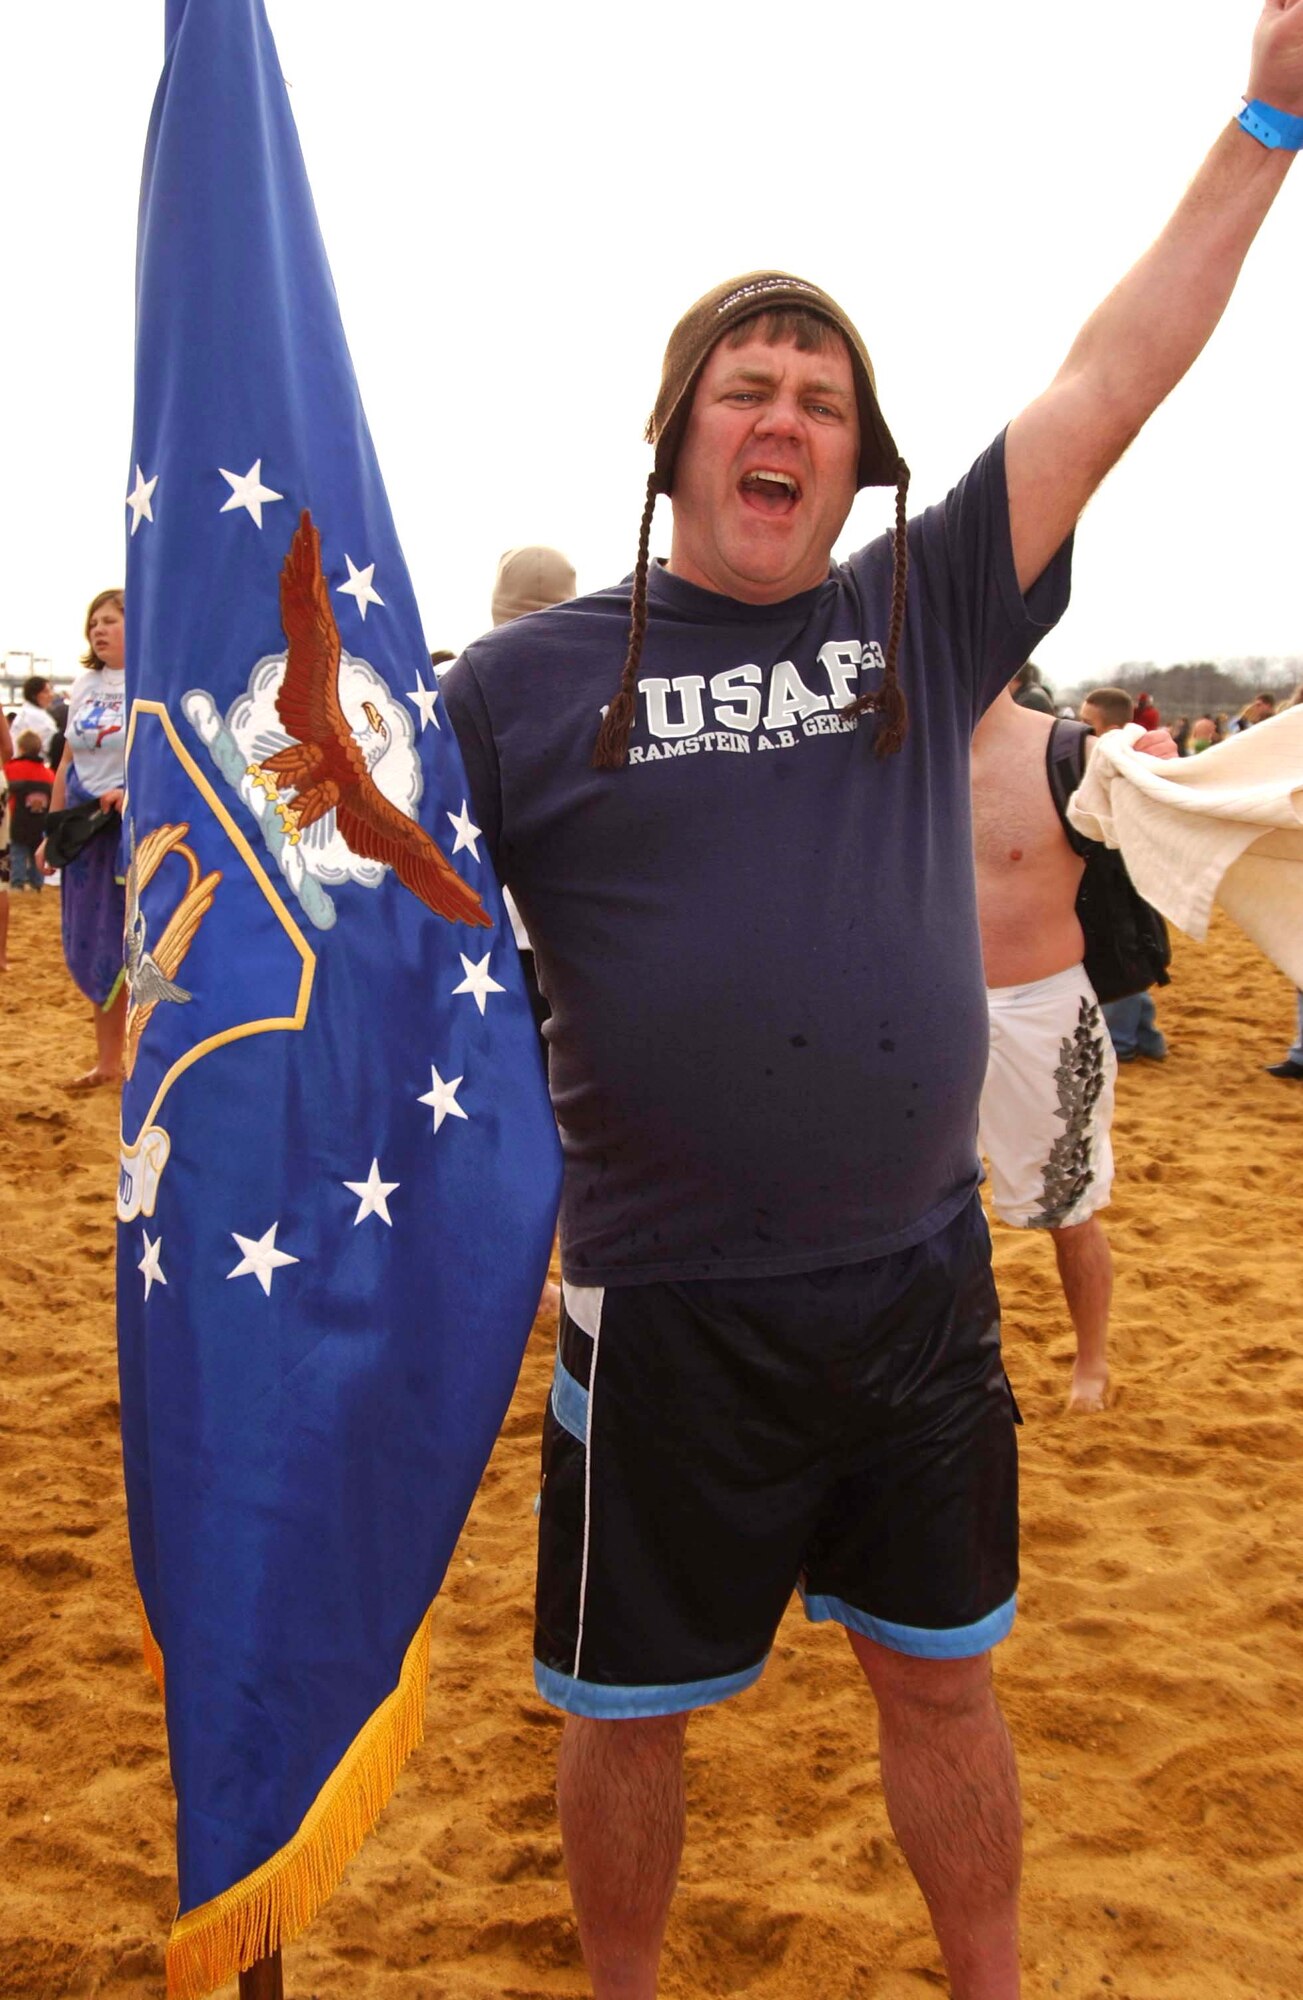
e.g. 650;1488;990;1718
443;19;1303;1992
13;674;56;759
1232;690;1278;729
1080;685;1136;734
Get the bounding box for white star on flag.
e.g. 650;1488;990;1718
446;801;481;859
218;458;284;528
337;554;384;620
406;675;441;732
138;1230;167;1300
418;1065;469;1133
452;951;506;1016
227;1222;300;1296
125;465;158;536
343;1159;399;1227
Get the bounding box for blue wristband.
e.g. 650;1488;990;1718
1238;98;1303;150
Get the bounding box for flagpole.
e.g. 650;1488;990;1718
239;1954;283;2000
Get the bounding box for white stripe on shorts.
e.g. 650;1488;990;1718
564;1282;605;1679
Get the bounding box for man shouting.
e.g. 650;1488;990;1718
443;11;1303;1990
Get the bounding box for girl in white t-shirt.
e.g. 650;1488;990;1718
42;590;128;1087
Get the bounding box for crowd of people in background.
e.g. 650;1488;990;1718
1012;660;1303;745
1010;662;1303;1089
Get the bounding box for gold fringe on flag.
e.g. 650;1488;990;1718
163;1606;434;1999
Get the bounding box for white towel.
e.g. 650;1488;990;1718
1067;709;1303;989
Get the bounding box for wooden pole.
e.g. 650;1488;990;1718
238;1951;284;2000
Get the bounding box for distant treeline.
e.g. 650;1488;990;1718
1052;659;1303;718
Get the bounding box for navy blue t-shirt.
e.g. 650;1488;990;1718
444;431;1072;1286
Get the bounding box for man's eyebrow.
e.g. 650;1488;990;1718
722;364;850;399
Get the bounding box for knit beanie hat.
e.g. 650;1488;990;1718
648;272;902;498
492;546;578;626
593;271;910;769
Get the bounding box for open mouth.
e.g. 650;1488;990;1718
739;468;801;516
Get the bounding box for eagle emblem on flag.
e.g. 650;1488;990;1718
249;511;489;928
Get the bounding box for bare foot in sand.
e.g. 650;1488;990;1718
1068;1364;1110;1413
64;1068;123;1092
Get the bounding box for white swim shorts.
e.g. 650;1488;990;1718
978;962;1116;1230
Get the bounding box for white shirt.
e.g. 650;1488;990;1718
65;669;127;796
12;700;56;755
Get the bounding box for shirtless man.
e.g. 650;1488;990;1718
972;684;1116;1410
974;687;1178;1409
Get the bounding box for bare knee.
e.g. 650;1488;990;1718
848;1633;995;1726
560;1710;688;1775
1050;1213;1107;1261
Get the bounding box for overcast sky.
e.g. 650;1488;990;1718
5;1;1301;695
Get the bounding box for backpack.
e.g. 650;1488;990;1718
1046;720;1171;1004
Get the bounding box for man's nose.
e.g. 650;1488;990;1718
752;391;802;439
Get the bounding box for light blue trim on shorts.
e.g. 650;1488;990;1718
549;1352;588;1445
801;1589;1017;1659
534;1655;767;1719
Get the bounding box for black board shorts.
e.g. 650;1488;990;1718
534;1194;1020;1719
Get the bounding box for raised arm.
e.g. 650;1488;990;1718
1006;0;1303;592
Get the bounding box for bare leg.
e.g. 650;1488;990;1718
850;1634;1021;2000
95;984;128;1080
1049;1214;1112;1412
71;985;127;1088
239;1951;283;1999
538;1277;562;1322
556;1712;688;2000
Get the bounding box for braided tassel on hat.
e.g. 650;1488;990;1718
841;460;910;757
592;461;910;770
592;475;657;771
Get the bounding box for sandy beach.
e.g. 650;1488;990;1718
2;885;1301;1999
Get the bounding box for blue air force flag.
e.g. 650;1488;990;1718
118;3;561;1990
